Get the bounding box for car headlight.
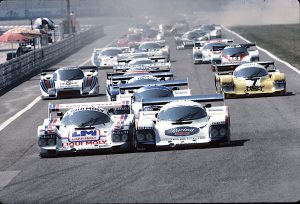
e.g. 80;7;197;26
210;129;219;138
219;128;227;136
145;133;154;141
48;88;56;95
38;139;47;147
274;80;286;89
121;134;128;142
47;138;56;146
112;134;121;142
137;134;145;141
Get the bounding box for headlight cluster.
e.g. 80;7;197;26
136;129;155;142
38;134;56;147
274;80;286;89
210;125;228;139
48;88;56;95
112;131;129;142
222;83;235;92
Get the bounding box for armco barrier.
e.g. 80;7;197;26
0;26;103;93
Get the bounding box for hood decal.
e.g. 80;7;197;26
165;126;199;136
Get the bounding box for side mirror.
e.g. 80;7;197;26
205;104;212;108
108;108;114;114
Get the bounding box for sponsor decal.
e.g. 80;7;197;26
245;78;264;92
165;126;199;136
62;140;107;147
68;129;101;142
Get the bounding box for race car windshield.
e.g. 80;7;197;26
101;49;123;56
55;69;84;81
222;47;248;57
203;42;226;50
158;106;207;121
134;87;173;102
234;67;268;78
61;110;111;127
139;42;161;51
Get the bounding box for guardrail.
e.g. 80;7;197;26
0;25;104;93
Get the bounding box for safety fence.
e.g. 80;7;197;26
0;26;103;93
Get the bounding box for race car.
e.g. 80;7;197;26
37;100;134;157
196;24;222;39
193;39;233;64
117;40;170;63
211;43;260;67
135;94;230;151
214;61;286;98
91;47;130;68
175;30;209;50
39;66;99;99
117;80;191;117
106;72;174;101
116;33;142;48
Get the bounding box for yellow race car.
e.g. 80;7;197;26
214;61;286;98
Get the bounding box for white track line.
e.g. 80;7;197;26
0;38;116;132
222;26;300;75
0;96;41;132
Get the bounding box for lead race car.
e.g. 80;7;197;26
39;66;99;99
213;61;286;98
135;94;230;151
37;100;134;158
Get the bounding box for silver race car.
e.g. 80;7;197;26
39;66;99;99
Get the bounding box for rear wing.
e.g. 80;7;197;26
48;100;131;118
108;72;174;81
240;43;256;49
118;79;189;91
112;63;171;72
134;40;166;47
213;61;276;74
141;94;224;107
41;66;98;74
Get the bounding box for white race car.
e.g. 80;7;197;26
39;66;99;99
91;47;130;68
135;94;230;151
106;72;174;101
193;39;233;64
117;40;170;63
117;80;191;117
37;101;134;157
211;43;260;67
